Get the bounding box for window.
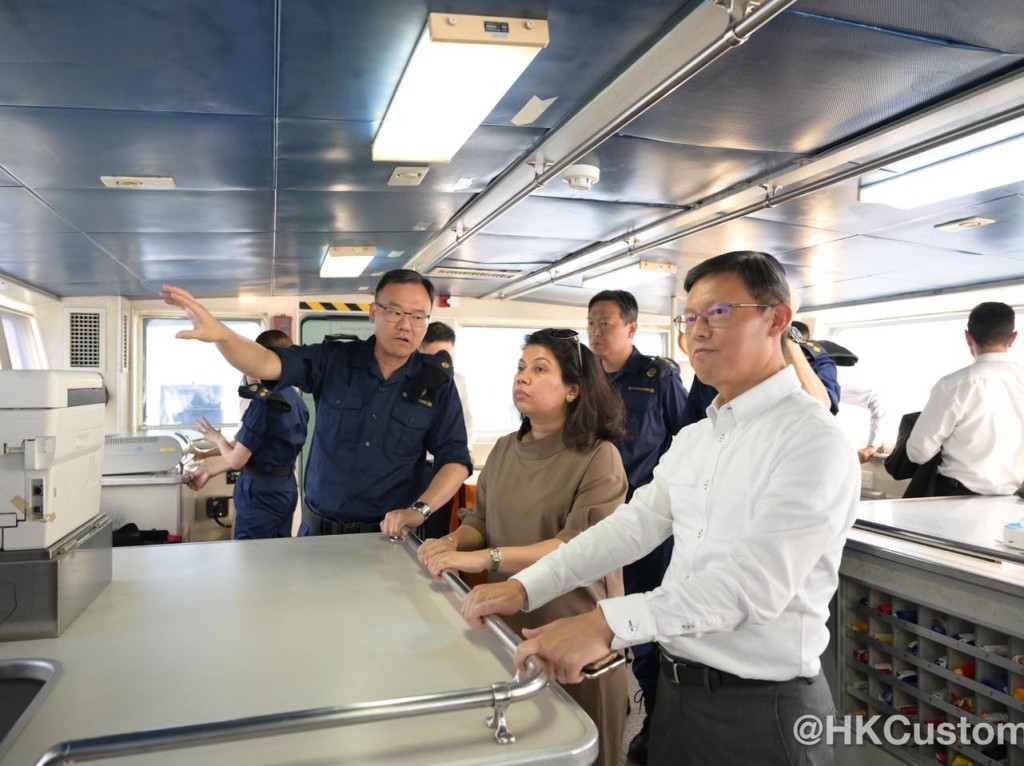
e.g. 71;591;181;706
140;316;262;430
0;308;46;369
458;325;671;441
829;313;1001;448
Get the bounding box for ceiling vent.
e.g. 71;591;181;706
431;267;521;280
933;216;996;232
65;308;105;370
388;167;429;186
100;175;176;189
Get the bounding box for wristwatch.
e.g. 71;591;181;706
488;547;502;573
786;325;804;343
410;500;432;520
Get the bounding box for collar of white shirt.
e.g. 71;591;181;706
708;365;800;427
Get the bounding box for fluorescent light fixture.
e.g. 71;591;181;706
320;246;375;278
858;133;1024;209
582;260;676;291
372;13;549;164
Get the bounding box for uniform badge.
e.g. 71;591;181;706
441;361;451;369
646;367;657;379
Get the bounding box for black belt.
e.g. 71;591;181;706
659;651;786;690
302;505;380;535
242;461;295;478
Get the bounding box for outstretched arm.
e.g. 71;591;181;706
161;284;282;380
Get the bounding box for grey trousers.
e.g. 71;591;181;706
648;665;836;765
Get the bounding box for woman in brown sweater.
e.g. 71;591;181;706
419;328;629;766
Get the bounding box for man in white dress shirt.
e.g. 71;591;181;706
461;251;861;765
907;302;1024;496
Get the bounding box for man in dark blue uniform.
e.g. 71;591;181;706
187;329;309;539
163;270;471;537
587;290;688;764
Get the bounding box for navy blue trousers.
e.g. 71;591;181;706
233;474;297;540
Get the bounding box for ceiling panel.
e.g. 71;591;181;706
452;233;596;269
274;232;434;267
0;188;76;233
0;108;273;190
780;235;970;277
276;191;472;233
867;195;1024;255
659;216;854;260
484;197;677;242
38;191;274;234
0;0;274;114
276;121;544;192
620;10;1020;155
0;167;17;186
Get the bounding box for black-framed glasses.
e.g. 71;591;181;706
373;302;430;327
673;303;772;335
545;328;583;370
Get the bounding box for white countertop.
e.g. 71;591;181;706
0;536;595;766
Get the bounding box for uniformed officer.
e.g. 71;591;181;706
162;269;472;537
187;329;309;539
587;289;688;764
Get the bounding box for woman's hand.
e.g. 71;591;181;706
421;549;488;579
196;417;228;449
186;469;212;491
417;536;456;564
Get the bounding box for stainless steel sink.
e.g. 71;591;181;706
0;659;62;760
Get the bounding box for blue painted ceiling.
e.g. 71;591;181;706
0;0;1023;312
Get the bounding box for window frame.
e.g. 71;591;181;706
133;309;265;433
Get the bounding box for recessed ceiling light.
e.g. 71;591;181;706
387;250;406;259
933;216;997;232
100;175;176;189
412;221;432;232
452;177;474;191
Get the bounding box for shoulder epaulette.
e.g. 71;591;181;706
322;333;360;343
645;355;680;380
402;351;454;407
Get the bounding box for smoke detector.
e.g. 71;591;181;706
561;163;600;191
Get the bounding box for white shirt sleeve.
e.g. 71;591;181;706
906;378;958;464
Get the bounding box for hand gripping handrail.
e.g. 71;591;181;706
33;532;548;766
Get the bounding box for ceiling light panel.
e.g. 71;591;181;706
320;246;375;278
372;13;549;164
858;133;1024;209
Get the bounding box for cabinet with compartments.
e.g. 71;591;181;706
836;518;1024;766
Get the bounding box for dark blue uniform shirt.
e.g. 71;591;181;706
681;342;840;426
609;347;689;499
272;336;471;521
234;387;309;469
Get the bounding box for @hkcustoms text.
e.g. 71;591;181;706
793;714;1024;747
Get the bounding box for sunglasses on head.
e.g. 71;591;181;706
543;328;583;370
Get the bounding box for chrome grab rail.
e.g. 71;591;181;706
33;531;548;766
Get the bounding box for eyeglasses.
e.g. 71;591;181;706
545;328;583;370
673;303;772;334
373;302;430;327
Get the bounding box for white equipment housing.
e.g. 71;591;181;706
0;370;106;551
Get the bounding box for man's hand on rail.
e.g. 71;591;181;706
380;507;425;538
459;581;527;628
516;610;616;685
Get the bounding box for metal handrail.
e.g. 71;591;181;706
33;532;548;766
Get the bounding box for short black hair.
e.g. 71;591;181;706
968;302;1016;346
683;251;790;306
374;269;435;305
588;290;639;324
423;321;456;345
255;329;292;349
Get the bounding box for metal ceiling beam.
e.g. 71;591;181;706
401;0;797;276
494;63;1024;301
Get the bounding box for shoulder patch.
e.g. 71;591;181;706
403;351;454;407
322;333;360;343
646;356;680;379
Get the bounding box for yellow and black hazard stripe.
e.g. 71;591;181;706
299;300;371;312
